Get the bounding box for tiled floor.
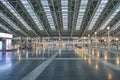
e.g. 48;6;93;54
0;46;120;80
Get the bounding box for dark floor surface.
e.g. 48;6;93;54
0;46;120;80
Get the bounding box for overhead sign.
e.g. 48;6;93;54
0;33;13;38
0;41;2;50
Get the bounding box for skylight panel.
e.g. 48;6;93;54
41;0;55;30
0;13;26;35
88;0;108;30
20;0;44;30
0;0;32;30
100;4;120;30
61;0;68;30
0;23;11;33
0;13;19;30
111;21;120;30
76;0;88;30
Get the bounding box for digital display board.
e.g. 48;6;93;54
0;41;2;50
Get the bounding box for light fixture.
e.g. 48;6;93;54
94;32;97;34
88;34;90;37
116;38;118;41
104;39;106;41
107;27;110;30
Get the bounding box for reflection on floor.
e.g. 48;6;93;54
0;45;120;80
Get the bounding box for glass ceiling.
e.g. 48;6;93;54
20;0;44;30
0;0;32;31
111;21;120;31
76;0;88;30
61;0;68;30
0;0;119;37
0;12;26;35
0;13;20;30
88;0;108;30
41;0;56;30
0;23;11;33
100;4;120;30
